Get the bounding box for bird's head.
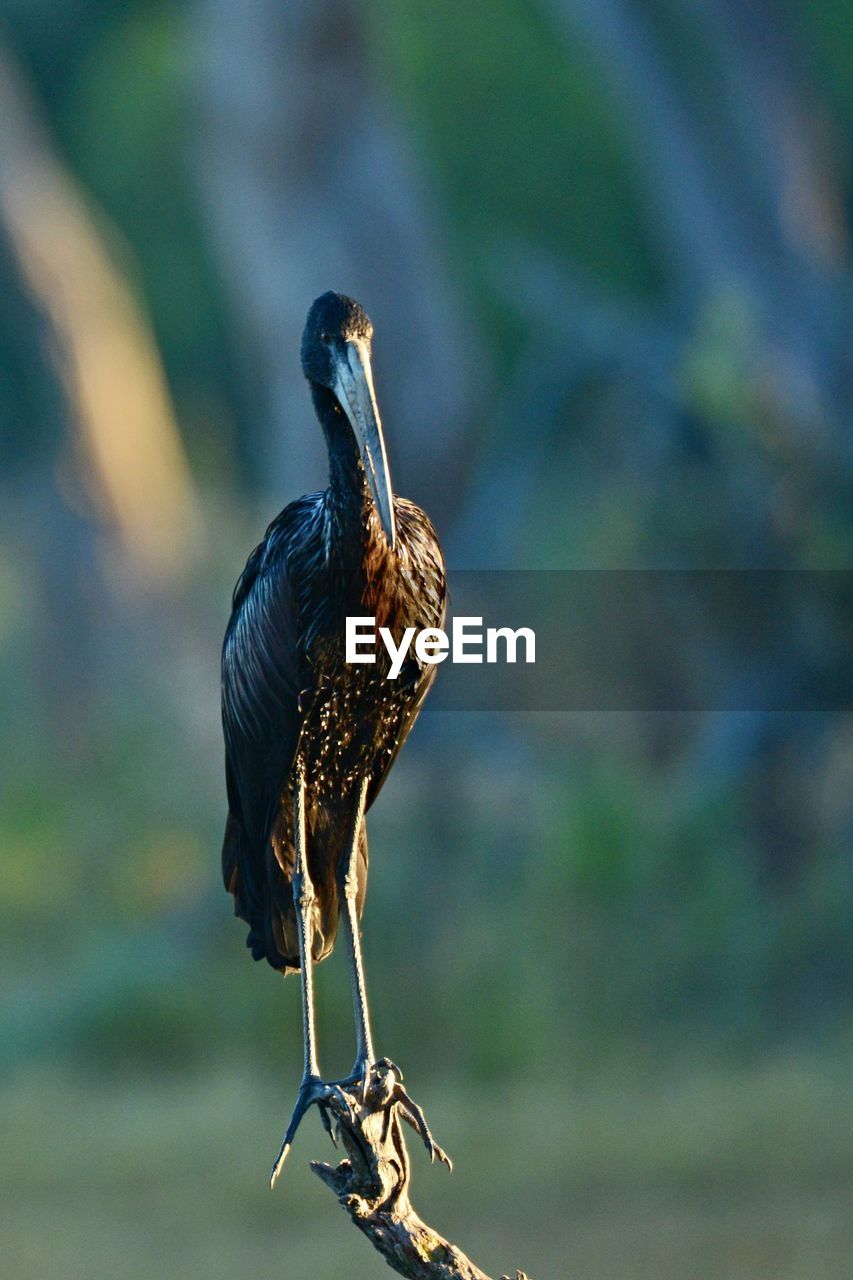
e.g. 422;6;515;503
302;292;395;549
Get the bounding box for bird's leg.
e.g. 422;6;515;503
270;763;351;1188
338;775;375;1097
331;779;451;1167
294;764;320;1080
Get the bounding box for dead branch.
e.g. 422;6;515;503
306;1059;530;1280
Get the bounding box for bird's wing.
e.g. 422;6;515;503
221;496;323;914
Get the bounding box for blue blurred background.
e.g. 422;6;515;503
0;2;851;1277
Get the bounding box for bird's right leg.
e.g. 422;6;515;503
338;775;375;1094
269;763;350;1188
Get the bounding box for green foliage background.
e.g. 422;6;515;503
0;2;851;1277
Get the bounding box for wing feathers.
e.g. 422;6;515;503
220;497;323;942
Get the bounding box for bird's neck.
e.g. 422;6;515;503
311;383;375;552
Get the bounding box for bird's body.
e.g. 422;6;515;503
222;488;444;972
220;292;448;1183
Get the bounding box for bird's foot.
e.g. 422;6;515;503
273;1060;452;1186
269;1074;354;1188
333;1053;376;1105
352;1057;453;1171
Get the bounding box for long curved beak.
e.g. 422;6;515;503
332;338;396;549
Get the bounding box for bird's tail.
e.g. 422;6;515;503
222;812;296;973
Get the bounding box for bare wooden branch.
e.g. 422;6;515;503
304;1059;530;1280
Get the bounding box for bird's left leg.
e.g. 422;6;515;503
270;763;351;1187
338;775;375;1095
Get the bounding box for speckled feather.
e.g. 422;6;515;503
221;490;445;973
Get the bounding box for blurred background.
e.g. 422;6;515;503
1;2;851;1277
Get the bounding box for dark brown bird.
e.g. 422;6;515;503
221;292;446;1184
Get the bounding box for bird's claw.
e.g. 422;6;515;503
269;1074;353;1188
363;1058;453;1172
317;1103;337;1146
331;1055;377;1107
271;1060;451;1184
394;1084;453;1171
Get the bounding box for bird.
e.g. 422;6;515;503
221;291;447;1187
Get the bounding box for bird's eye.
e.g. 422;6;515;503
321;332;331;345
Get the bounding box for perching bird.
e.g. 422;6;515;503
221;292;447;1186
